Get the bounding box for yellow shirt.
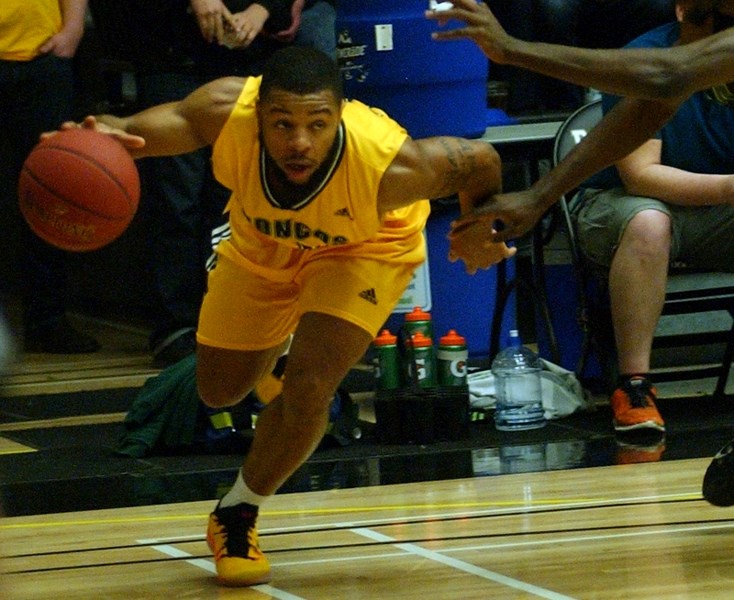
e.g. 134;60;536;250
212;76;430;254
0;0;63;61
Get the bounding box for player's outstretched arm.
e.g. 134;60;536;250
47;77;245;160
451;96;680;244
427;0;734;101
379;136;516;274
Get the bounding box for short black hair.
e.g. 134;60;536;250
259;46;343;103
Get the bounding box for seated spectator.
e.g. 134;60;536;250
572;0;734;446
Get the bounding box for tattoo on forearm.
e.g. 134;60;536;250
438;138;477;194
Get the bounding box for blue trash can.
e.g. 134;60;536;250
336;1;489;139
425;204;515;358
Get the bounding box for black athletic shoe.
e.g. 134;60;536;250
702;439;734;507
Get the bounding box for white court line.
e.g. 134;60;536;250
143;542;306;600
440;520;734;554
185;517;734;576
351;527;578;600
134;489;708;599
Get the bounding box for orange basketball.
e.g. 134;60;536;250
18;128;140;252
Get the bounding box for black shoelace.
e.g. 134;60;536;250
623;379;654;409
217;504;257;558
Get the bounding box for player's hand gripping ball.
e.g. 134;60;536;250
18;128;140;252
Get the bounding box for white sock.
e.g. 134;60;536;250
219;469;269;509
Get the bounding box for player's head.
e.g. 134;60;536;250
260;46;343;104
257;47;345;186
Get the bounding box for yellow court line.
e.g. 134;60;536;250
0;494;702;531
0;448;36;455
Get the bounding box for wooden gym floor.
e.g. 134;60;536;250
2;308;734;598
2;458;733;599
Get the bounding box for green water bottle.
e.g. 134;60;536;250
405;331;437;388
437;329;468;386
403;306;433;339
373;329;401;390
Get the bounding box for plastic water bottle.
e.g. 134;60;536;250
405;331;437;388
491;329;545;431
373;329;401;390
403;306;433;339
437;329;468;386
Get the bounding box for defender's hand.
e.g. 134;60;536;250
448;220;517;275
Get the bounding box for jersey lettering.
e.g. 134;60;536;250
249;212;349;246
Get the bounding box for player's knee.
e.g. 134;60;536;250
281;377;335;422
197;378;248;409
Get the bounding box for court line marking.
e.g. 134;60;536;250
351;527;578;600
143;535;576;600
135;518;734;599
129;492;704;546
147;543;306;600
439;520;734;553
0;491;702;531
8;515;732;573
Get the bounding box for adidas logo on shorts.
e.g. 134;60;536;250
358;288;377;305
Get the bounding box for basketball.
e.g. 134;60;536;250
18;128;140;252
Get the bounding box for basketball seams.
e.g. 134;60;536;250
20;163;129;222
30;144;137;213
18;129;140;251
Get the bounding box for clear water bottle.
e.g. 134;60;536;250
491;329;545;431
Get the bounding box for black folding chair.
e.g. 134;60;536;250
553;100;734;398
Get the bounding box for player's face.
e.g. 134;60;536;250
257;89;342;185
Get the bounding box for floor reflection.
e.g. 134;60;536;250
2;408;733;517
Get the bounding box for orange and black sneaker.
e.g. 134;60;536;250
207;502;271;587
615;437;666;465
609;376;665;434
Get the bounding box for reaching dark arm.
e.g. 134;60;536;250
448;96;680;248
428;0;734;101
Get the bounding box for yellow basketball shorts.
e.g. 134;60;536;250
196;232;427;351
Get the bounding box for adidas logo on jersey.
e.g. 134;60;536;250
358;288;377;305
334;207;352;218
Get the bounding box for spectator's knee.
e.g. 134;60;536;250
625;210;671;253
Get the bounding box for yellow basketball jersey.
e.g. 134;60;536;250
0;0;63;61
212;77;430;253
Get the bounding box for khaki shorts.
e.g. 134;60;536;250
197;228;426;351
574;187;734;276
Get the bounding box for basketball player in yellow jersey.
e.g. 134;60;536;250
63;45;514;586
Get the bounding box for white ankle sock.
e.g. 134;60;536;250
219;469;268;508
